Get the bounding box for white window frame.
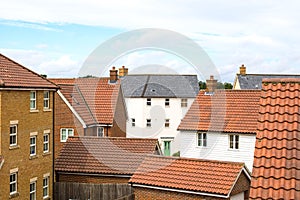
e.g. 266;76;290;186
165;98;170;107
146;119;151;127
10;124;17;146
60;128;74;142
165;119;170;127
10;172;17;195
30;91;37;110
43;134;49;153
30;136;36;156
43;91;50;109
131;118;135;127
229;134;239;149
197;132;207;147
30;181;36;200
181;98;188;107
97;127;104;137
146;98;151;106
43;176;49;199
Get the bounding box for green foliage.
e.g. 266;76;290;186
199;81;233;90
172;151;180;157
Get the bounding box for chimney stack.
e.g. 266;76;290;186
239;64;246;75
206;75;217;92
119;66;128;78
109;66;118;83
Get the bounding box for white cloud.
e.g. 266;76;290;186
1;1;300;82
1;49;81;78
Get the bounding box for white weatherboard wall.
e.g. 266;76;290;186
126;97;194;156
230;192;244;200
180;131;256;172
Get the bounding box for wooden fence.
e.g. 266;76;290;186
54;182;134;200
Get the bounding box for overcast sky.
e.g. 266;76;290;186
1;1;300;82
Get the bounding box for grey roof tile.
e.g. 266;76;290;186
121;75;199;98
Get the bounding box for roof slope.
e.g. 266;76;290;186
0;54;57;89
129;155;247;196
121;75;199;98
178;90;261;133
55;137;160;175
236;74;300;89
51;77;121;125
250;78;300;199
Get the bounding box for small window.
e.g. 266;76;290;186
43;177;49;198
43;134;49;153
30;136;36;156
43;91;50;109
30;181;36;200
10;173;17;195
131;118;135;127
30;91;36;110
197;132;207;147
146;119;151;127
229;135;239;149
165;119;170;127
10;125;17;146
147;98;151;106
97;127;104;137
181;98;188;107
165;98;170;107
60;128;74;142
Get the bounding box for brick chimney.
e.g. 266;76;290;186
109;66;118;83
206;75;217;92
119;66;128;78
239;64;246;75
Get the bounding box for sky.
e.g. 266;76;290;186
1;0;300;83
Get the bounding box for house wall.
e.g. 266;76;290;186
0;90;54;199
126;97;194;156
57;173;129;184
54;92;82;159
133;187;227;200
180;131;256;172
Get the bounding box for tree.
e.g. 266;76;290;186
199;81;233;90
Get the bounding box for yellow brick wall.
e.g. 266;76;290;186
0;89;54;199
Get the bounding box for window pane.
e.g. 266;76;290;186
229;135;234;149
235;135;239;149
68;129;74;136
61;129;66;141
203;133;207;146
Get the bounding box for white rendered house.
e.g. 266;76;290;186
178;89;261;172
121;74;199;156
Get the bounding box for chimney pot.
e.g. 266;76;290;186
239;64;246;75
206;75;217;92
119;66;128;78
110;66;118;83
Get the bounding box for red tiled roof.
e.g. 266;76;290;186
129;155;247;196
178;90;261;133
55;137;160;175
51;77;121;125
250;79;300;199
0;54;58;89
49;78;75;85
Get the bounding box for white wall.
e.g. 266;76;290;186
126;97;194;155
230;192;244;200
180;130;256;172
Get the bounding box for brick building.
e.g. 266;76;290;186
55;136;162;184
50;68;127;159
0;54;58;199
129;155;251;200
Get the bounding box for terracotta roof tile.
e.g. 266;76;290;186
55;137;160;175
250;79;300;199
51;77;122;125
129;155;246;196
178;90;261;133
0;54;58;89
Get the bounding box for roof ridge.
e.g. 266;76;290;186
68;136;158;141
145;154;245;166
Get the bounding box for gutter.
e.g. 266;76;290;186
131;184;229;198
